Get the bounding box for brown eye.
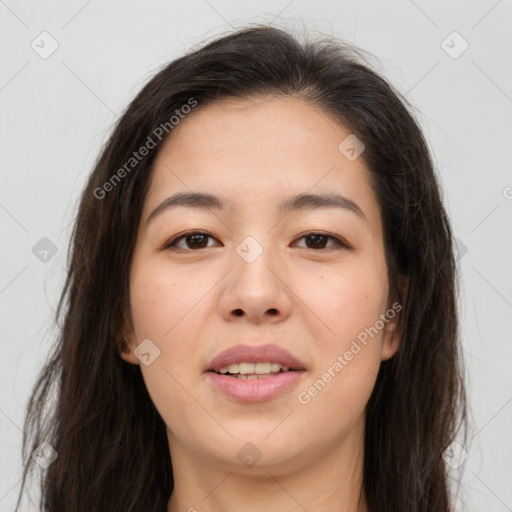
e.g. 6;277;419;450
165;231;348;252
165;231;220;251
293;233;347;250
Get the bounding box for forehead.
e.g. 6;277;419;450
144;95;381;231
157;95;352;165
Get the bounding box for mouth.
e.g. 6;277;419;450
210;361;302;379
206;364;306;403
206;343;307;375
205;343;307;402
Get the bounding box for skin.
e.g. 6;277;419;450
120;95;408;512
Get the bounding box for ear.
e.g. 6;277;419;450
381;274;409;361
118;310;140;366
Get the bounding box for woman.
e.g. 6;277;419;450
17;25;467;511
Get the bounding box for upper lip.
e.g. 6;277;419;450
206;344;307;373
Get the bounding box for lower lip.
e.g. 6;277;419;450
206;371;305;402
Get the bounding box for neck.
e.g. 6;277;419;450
166;421;369;512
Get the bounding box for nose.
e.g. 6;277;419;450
217;238;293;324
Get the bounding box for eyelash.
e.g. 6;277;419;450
164;230;349;251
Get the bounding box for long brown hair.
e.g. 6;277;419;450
16;25;467;511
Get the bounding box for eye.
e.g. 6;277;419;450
164;230;349;252
292;232;348;250
164;231;221;251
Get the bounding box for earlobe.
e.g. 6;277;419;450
118;307;140;366
381;323;401;361
119;336;140;365
381;273;409;361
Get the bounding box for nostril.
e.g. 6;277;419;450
233;309;244;316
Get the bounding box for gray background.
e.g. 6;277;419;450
1;1;511;510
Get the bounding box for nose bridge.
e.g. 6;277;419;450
232;232;281;292
218;231;293;322
235;234;267;267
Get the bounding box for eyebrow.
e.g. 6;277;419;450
145;191;368;226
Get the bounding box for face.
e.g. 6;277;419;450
121;95;406;475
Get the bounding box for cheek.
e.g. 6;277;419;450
295;355;379;448
292;258;388;414
130;260;206;345
294;257;389;349
129;260;208;388
129;264;214;436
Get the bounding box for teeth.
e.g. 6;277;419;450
239;362;256;374
254;362;272;374
223;364;239;374
218;362;291;375
234;374;272;380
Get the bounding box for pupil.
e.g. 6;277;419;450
308;234;326;249
189;234;207;248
